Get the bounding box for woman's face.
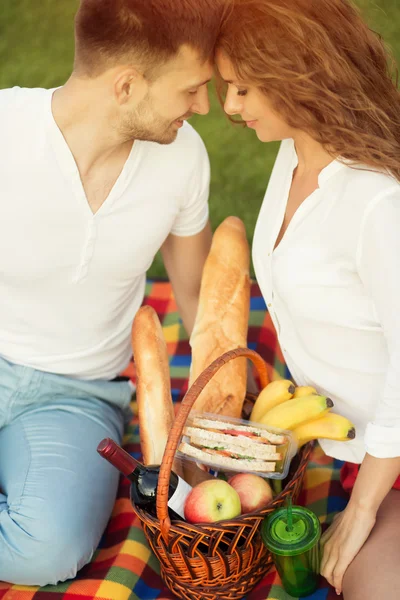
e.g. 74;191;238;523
216;50;295;143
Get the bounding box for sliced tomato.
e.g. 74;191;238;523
222;429;257;437
202;428;272;444
203;448;236;458
207;428;257;438
222;430;273;444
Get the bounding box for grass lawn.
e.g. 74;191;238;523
1;0;399;277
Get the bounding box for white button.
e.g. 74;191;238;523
268;303;272;307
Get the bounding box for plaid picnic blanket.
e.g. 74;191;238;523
0;281;349;600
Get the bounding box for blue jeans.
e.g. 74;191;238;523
0;355;132;586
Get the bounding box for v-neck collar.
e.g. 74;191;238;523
272;140;345;254
292;140;345;186
46;88;140;218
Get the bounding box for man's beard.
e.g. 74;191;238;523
120;95;187;145
121;115;178;145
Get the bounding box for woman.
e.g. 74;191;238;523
215;0;400;598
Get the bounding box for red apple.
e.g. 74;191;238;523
184;479;241;523
228;473;273;514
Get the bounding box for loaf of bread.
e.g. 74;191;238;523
188;216;250;418
131;305;176;466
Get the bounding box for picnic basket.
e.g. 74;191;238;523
131;348;313;600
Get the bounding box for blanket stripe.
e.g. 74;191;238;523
0;281;348;600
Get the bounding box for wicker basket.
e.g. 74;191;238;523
131;348;313;600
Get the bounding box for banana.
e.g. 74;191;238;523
293;413;356;448
250;379;295;422
258;394;334;430
293;385;317;398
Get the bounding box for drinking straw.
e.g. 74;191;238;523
286;495;293;532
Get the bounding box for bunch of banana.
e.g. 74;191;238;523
250;381;355;447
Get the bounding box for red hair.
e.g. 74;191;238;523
217;0;400;181
74;0;225;77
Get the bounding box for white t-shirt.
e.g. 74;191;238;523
253;138;400;463
0;87;210;380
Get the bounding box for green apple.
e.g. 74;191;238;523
184;479;241;523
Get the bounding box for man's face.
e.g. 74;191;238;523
120;45;213;144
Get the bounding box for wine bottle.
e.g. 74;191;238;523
97;438;192;521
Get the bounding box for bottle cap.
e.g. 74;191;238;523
261;505;321;556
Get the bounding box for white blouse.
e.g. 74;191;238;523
253;138;400;464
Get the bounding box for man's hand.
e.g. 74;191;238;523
320;502;376;595
161;223;212;337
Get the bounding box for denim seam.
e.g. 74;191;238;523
5;389;20;426
9;418;32;515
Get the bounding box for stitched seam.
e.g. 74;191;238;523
9;419;32;515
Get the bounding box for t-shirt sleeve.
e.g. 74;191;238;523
0;87;20;130
357;184;400;458
170;129;210;237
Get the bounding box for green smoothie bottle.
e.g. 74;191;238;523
261;497;321;597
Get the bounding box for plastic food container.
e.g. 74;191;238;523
176;410;298;480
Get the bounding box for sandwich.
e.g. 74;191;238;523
178;417;287;474
189;417;286;445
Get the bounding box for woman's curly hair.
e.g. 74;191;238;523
216;0;400;181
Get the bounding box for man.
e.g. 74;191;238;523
0;0;225;585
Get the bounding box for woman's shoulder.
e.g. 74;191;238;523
338;161;400;207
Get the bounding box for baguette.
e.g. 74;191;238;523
131;305;176;467
189;216;250;417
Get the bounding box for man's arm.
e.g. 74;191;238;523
160;222;212;337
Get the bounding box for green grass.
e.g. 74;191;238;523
1;0;399;277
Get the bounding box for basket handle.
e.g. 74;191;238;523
156;347;269;542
